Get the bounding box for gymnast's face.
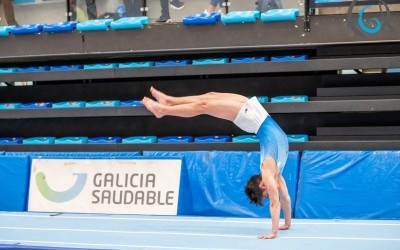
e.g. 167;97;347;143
259;181;269;198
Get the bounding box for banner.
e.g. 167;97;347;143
28;158;182;215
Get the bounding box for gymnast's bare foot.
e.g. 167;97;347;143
150;87;173;106
142;96;164;118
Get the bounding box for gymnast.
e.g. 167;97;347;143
142;87;291;239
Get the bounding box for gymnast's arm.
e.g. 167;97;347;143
278;175;291;230
258;165;280;239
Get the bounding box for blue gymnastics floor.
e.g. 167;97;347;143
0;212;399;250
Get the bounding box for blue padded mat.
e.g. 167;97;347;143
0;156;30;211
23;137;56;144
10;24;43;35
194;135;231;143
158;136;193;143
55;137;89;144
232;135;259;143
271;95;308;102
43;21;78;33
192;58;229;65
255;96;268;103
155;60;191;66
20;102;52;109
50;65;83;71
120;100;144;107
110;16;149;29
261;8;300;22
271;55;308;62
88;136;122;144
83;63;118;70
0;68;17;73
287;134;309;142
17;66;50;72
221;11;260;24
86;100;120;107
122;136;157;144
0;137;24;144
182;13;221;25
118;61;154;68
0;26;15;36
52;101;86;108
231;57;267;63
76;19;113;31
0;103;21;109
296;151;400;219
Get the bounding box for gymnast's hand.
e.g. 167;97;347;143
278;224;290;230
257;232;277;239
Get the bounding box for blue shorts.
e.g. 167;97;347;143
256;116;289;174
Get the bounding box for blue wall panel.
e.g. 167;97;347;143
0;156;30;211
143;151;299;218
295;151;400;219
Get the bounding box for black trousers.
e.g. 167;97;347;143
123;0;142;17
69;0;97;20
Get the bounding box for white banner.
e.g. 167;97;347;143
28;158;182;215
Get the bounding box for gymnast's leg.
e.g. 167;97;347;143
150;86;248;106
142;95;243;121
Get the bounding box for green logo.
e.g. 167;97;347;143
36;172;87;202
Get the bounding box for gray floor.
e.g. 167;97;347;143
0;212;399;250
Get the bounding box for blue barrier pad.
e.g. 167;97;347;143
84;63;118;70
23;137;56;144
387;68;400;73
20;102;52;109
0;26;15;36
86;100;120;107
5;151;141;159
76;19;113;31
158;136;193;143
232;135;259;143
194;135;231;143
0;137;24;144
271;95;308;103
10;24;43;35
0;103;21;109
296;151;400;219
50;65;83;71
17;66;50;72
261;8;299;22
122;136;157;144
55;137;89;144
271;55;308;62
231;57;267;63
118;61;154;68
88;136;122;144
110;16;149;29
182;13;221;25
0;68;17;73
43;21;78;33
192;58;229;65
0;156;30;211
256;96;268;103
120;100;144;107
221;11;260;24
155;60;191;66
287;134;309;142
143;151;300;217
52;101;86;108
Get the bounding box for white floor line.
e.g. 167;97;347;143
1;226;399;241
0;239;247;250
0;213;399;226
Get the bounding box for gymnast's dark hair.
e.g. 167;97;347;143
244;174;264;206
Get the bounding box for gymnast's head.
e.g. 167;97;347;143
245;174;269;206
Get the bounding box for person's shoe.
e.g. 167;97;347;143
170;0;185;10
156;16;172;23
